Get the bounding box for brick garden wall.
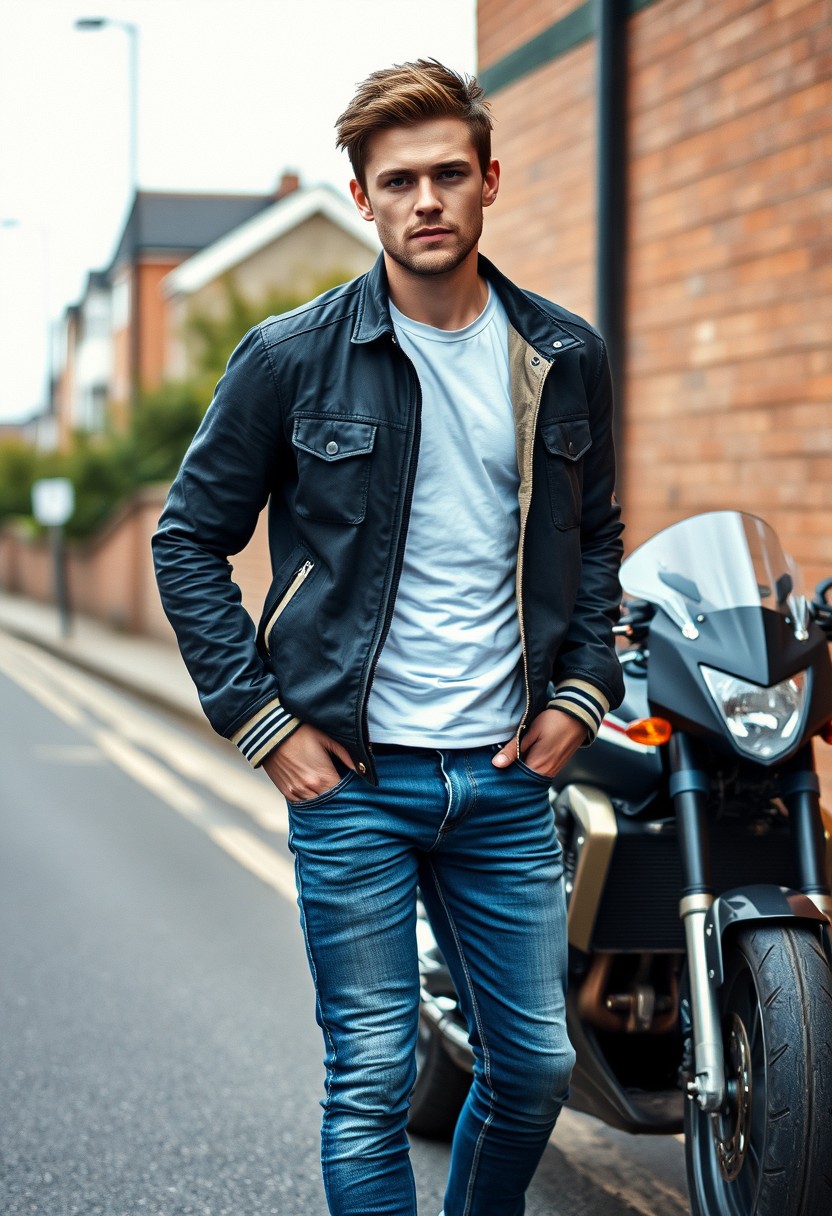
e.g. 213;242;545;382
0;487;271;646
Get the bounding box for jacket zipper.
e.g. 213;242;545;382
359;335;422;776
515;358;554;755
264;560;314;654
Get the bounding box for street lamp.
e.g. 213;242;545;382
75;17;140;409
74;17;139;198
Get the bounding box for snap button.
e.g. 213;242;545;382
530;355;541;366
325;440;339;456
357;762;366;774
568;440;575;454
553;340;563;349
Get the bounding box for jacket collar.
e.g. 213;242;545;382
351;252;584;357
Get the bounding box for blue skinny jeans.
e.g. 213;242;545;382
286;743;575;1216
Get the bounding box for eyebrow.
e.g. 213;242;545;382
375;159;472;182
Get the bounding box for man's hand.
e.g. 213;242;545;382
261;723;355;803
492;709;587;779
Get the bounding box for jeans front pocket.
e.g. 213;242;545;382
286;766;358;809
513;756;555;785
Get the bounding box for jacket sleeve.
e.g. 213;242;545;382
152;325;302;766
548;338;624;741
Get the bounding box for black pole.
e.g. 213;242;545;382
50;524;71;638
669;733;713;897
595;0;628;494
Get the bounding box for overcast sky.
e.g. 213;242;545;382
0;0;476;422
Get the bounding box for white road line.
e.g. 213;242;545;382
209;825;298;904
93;728;205;819
2;633;299;904
13;636;288;834
0;643;86;728
31;744;105;764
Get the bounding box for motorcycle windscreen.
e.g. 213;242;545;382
620;511;800;638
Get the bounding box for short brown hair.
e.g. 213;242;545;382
335;59;493;189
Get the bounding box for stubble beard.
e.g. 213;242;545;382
381;217;483;279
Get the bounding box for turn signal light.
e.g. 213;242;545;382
625;717;673;746
819;720;832;745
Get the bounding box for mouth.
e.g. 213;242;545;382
411;227;453;241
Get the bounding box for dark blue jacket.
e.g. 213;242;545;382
152;253;624;782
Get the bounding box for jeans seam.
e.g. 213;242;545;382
463;750;479;815
293;851;338;1206
427;859;495;1216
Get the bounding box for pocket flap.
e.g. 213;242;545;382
540;417;592;462
293;417;377;462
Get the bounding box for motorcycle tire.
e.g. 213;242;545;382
408;1013;471;1141
685;924;832;1216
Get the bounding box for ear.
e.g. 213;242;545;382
482;159;500;209
350;178;374;222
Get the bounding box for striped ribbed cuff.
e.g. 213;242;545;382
547;678;610;744
230;698;302;768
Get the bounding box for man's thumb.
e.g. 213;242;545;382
492;742;516;768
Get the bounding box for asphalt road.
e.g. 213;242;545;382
0;632;689;1216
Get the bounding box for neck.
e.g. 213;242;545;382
385;249;488;330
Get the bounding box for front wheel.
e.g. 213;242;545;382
408;1012;471;1140
685;924;832;1216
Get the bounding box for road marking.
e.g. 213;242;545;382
12;637;288;834
552;1110;688;1216
2;633;299;905
31;744;104;764
209;825;297;904
0;642;86;728
94;728;205;818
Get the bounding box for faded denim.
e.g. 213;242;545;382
286;744;575;1216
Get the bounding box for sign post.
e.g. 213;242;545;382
31;478;75;638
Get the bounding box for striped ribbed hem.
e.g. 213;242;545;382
230;699;302;768
547;678;610;743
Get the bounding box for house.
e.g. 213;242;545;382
52;270;112;449
161;180;380;381
107;184;281;418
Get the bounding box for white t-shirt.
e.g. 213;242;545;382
366;287;525;746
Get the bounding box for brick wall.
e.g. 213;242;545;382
626;0;831;584
479;0;598;317
479;0;831;570
478;0;832;797
0;488;272;646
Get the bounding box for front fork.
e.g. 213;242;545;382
671;735;832;1112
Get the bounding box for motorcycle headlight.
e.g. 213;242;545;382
700;666;809;761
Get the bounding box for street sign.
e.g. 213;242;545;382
32;478;75;527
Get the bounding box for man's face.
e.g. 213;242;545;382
350;117;499;279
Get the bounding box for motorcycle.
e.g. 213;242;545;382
411;510;832;1216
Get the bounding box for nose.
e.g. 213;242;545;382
414;175;442;215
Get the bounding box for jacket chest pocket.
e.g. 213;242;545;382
292;416;377;524
540;417;591;530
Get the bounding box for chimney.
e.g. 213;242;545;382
275;171;300;202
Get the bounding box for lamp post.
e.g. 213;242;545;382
75;17;140;408
74;17;139;198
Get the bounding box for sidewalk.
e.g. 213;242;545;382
0;590;203;726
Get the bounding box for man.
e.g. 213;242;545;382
154;59;623;1216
